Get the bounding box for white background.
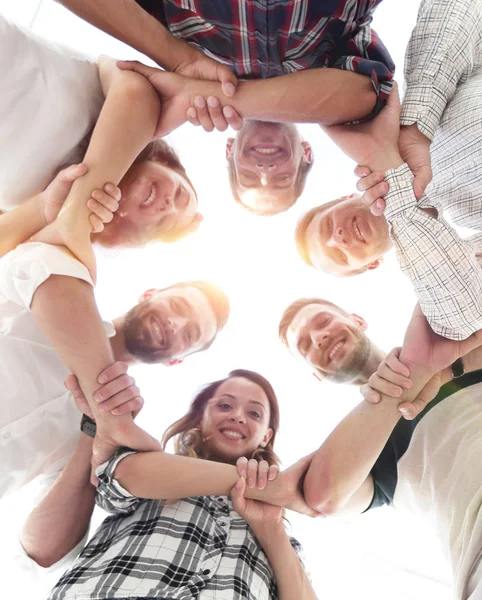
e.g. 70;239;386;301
0;0;453;598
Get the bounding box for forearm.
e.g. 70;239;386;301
116;451;285;504
56;0;190;70
0;195;46;257
30;274;131;430
193;69;376;125
255;525;317;600
21;433;95;567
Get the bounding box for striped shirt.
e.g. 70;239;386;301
137;0;394;117
48;450;304;600
384;0;482;340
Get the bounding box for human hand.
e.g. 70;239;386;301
236;457;280;491
321;83;402;172
92;420;161;485
353;165;388;216
186;97;243;132
231;477;283;529
117;61;194;138
42;164;121;230
398;124;432;200
173;47;237;97
65;361;144;419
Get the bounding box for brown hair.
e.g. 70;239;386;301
295;199;370;276
227;154;313;216
162;369;281;466
278;297;349;347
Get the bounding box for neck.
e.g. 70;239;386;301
110;316;136;365
354;344;386;386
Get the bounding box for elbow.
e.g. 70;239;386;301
121;72;161;126
303;467;345;516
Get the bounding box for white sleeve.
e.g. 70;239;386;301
0;242;94;310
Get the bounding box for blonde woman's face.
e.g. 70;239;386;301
200;377;273;464
101;160;197;245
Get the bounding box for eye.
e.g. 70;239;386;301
174;185;190;209
248;410;261;420
218;403;232;410
274;175;291;182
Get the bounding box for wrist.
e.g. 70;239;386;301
366;151;404;174
251;520;285;543
34;193;49;228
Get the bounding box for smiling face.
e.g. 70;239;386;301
226;121;313;214
101;160;198;245
123;285;218;364
286;302;371;383
200;377;273;463
303;195;392;276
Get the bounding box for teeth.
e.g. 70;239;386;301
329;341;343;361
142;187;156;208
152;321;163;343
353;219;364;242
255;147;278;154
222;430;244;440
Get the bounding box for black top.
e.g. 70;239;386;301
367;369;482;510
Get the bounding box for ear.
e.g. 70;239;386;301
367;257;384;271
138;288;157;303
259;427;273;448
350;313;368;331
226;137;235;160
167;358;183;367
301;141;313;164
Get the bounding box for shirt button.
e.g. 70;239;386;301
3;431;11;440
203;569;211;576
219;521;226;527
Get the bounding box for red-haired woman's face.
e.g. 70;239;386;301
101;160;197;245
200;377;273;464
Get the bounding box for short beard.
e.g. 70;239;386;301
321;336;371;384
123;306;170;364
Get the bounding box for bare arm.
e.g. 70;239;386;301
0;195;47;258
32;57;161;279
21;433;95;568
56;0;193;71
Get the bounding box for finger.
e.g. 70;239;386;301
98;361;129;384
112;396;144;417
91;189;119;213
116;60;158;79
218;66;237;97
87;197;116;223
236;456;248;479
360;182;389;208
230;477;246;509
222;106;244;131
268;464;280;481
256;460;269;489
384;348;411;378
93;374;135;403
57;163;88;183
89;214;104;233
367;373;403;398
206;96;229;132
186;107;201;127
413;165;433;200
356;172;385;193
360;383;380;404
194;96;214;132
386;81;401;113
103;183;122;203
370;198;387;216
398;398;426;420
247;459;258;488
354;165;371;178
65;373;81;393
97;386;141;413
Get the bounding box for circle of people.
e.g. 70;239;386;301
2;1;482;599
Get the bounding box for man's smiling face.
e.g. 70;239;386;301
286;302;371;383
123;286;218;364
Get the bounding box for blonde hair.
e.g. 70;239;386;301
162;370;281;466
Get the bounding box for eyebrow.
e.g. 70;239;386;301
171;296;193;317
218;395;267;411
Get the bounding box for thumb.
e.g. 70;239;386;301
56;163;88;183
412;165;432;200
127;426;162;453
398;398;426;420
218;65;237;97
231;477;246;502
386;81;401;116
116;60;159;79
460;328;482;356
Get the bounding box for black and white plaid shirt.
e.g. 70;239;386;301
382;0;482;341
48;450;304;600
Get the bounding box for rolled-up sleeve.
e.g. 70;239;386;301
384;164;482;340
401;0;482;140
95;449;143;515
0;242;93;309
332;11;395;122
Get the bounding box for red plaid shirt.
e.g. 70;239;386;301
138;0;394;117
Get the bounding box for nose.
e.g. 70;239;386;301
160;194;174;213
311;329;329;350
330;226;348;248
167;314;188;335
229;411;246;424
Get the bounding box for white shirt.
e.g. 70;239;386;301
0;242;114;498
0;14;104;211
